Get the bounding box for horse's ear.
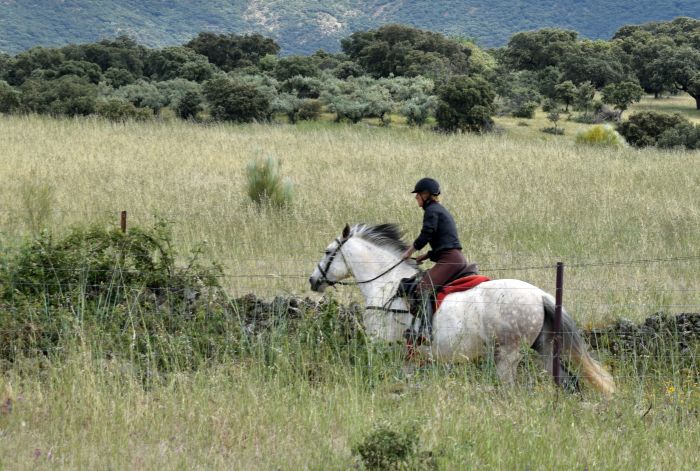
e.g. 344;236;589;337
342;224;351;239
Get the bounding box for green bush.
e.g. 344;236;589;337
20;75;97;116
512;101;538;118
575;125;626;147
656;122;700;150
354;423;436;470
245;156;293;208
96;99;153;121
618;112;689;147
175;91;203;120
435;74;495;132
297;99;322;121
203;76;270;122
0;80;21;113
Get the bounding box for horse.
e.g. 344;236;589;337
308;223;615;396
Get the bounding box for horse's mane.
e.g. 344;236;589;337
351;223;409;254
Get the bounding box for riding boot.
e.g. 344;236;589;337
403;290;434;345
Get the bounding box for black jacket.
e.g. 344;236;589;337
412;200;462;261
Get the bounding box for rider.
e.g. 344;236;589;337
401;177;478;340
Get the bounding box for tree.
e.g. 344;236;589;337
61;36;147;77
4;46;65;85
143;47;215;82
103;67;136;88
601;81;644;118
175;91;203;120
202;76;270;122
560;40;628;88
502;29;578;71
273;55;320;81
0;80;21;113
573;81;596;115
112;80;168;112
184;32;279;72
20;75;97;116
554;80;577;111
617;111;689;147
55;60;102;84
341;24;471;79
652;47;700;109
435;75;495;132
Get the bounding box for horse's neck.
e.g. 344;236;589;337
347;239;418;305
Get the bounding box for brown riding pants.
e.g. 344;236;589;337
416;249;477;296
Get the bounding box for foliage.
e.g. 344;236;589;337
502;29;579;71
245;156;293;208
95;99;153;121
617;111;689;147
111;79;169;113
19;74;97;116
280;75;324;99
656;122;700;150
555;80;577;111
575;125;626;147
0;80;21;113
435;74;495;132
601;81;644;117
354;423;436;470
341;24;471;79
184;32;280;71
143;46;215;82
103;67;137;88
273;55;320;81
297;99;322;121
203;76;270;123
175;90;203;120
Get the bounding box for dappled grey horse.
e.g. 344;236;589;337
309;223;615;396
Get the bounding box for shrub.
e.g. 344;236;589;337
20;75;98;116
618;112;689;147
96;99;153;121
175;91;203;120
601;81;644;118
512;101;538;118
575;125;626;147
541;127;565;135
245;156;293;208
297;99;322;121
435;74;495;132
541;98;558;112
354;423;436;470
656;122;700;150
0;80;21;113
112;79;168;113
203;76;270;123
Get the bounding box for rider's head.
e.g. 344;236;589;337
411;177;440;207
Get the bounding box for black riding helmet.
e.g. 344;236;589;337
411;177;440;196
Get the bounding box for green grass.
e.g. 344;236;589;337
0;105;699;469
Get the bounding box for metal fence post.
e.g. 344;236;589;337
120;211;127;233
553;262;564;386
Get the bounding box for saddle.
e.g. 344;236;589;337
398;271;490;346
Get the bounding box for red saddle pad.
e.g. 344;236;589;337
436;275;491;309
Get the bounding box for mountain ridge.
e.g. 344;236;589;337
1;1;699;55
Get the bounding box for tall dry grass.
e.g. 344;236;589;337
1;113;699;470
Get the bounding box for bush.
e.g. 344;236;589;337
297;99;322;121
112;79;168;113
175;91;203;120
512;101;538;118
541;127;565;135
575;125;626;147
245;156;293;208
656;122;700;150
618;112;689;147
203;76;270;123
20;75;98;116
354;423;435;470
0;80;21;113
435;74;495;133
96;99;153;121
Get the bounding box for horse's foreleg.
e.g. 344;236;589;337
494;346;521;385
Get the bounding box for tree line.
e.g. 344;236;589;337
0;18;698;147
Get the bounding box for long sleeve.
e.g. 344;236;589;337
413;208;438;250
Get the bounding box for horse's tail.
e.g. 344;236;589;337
542;296;616;397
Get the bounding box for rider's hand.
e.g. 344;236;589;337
401;247;415;260
415;254;428;265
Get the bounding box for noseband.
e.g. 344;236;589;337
316;236;405;287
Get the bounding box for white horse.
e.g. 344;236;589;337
309;223;615;396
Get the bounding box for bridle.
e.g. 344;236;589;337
316;236;405;288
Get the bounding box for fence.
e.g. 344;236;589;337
1;210;699;389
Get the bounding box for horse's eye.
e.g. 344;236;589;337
324;250;331;255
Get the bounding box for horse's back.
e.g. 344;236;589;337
432;278;548;361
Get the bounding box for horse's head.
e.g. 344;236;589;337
309;224;353;292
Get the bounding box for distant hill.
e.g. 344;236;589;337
1;1;699;55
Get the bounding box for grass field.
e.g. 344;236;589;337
1;97;699;469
